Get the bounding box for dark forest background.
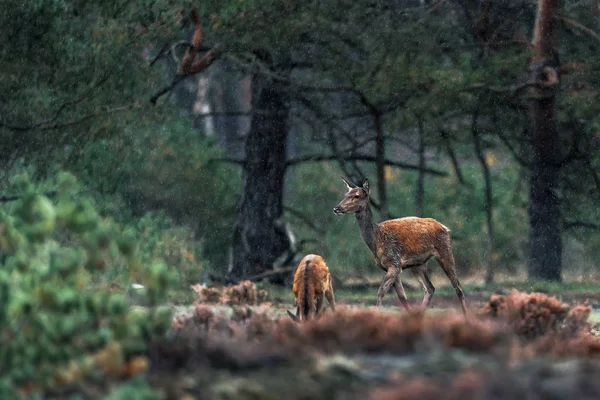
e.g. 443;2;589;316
2;0;600;288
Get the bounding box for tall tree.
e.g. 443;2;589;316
229;55;292;280
471;110;495;284
528;0;562;281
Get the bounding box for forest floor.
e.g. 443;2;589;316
166;273;600;324
47;276;600;399
134;277;600;400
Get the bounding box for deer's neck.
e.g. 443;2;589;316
356;206;379;255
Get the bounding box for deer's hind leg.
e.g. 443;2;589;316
392;277;411;312
411;266;435;311
315;293;325;316
435;245;467;316
325;278;336;311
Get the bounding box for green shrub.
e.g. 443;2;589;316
0;172;174;396
73;116;240;271
134;211;207;286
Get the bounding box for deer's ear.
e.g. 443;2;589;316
362;178;370;195
342;177;357;190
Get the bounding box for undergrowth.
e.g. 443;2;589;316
0;172;175;397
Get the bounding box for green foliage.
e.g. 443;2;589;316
134;211;206;287
105;376;162;400
0;172;175;395
0;0;179;161
73;115;241;271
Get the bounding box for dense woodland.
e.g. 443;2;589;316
3;0;600;286
1;1;600;397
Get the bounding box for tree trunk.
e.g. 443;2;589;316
374;111;389;220
229;73;290;281
416;118;426;217
471;112;495;284
527;0;562;281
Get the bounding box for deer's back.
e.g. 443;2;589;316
292;254;331;296
377;217;450;254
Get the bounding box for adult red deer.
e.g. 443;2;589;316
333;177;467;315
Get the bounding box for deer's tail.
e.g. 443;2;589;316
299;259;314;320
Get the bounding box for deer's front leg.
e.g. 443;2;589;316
376;266;400;310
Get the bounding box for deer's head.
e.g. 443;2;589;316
333;177;370;215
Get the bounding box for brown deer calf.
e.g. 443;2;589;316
287;254;336;321
333;177;467;315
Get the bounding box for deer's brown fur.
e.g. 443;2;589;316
333;177;467;316
287;254;336;322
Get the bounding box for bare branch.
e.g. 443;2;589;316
560;16;600;43
563;220;600;231
0;104;137;132
583;155;600;195
496;128;530;167
150;45;223;106
0;191;56;202
559;62;587;74
207;157;245;166
149;75;185;106
286;154;448;176
0;76;111;132
149;9;223;105
149;41;171;66
465;80;547;97
439;129;466;185
283;206;325;235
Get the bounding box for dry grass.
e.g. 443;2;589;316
170;290;600;362
190;280;269;305
134;290;600;398
480;289;591;338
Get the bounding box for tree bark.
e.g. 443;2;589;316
527;0;562;281
374;111;389;220
416;118;426;217
471;112;495;284
229;72;290;281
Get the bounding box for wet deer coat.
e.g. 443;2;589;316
287;254;336;321
333;177;467;315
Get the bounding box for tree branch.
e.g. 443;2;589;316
149;41;171;66
150;45;223;106
563;220;600;231
0;76;112;132
283;206;325;235
207;157;245;166
286;154;448;176
583;155;600;195
439;129;466;185
0;105;137;132
149;8;223;105
496;128;530;167
0;191;56;202
560;16;600;43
